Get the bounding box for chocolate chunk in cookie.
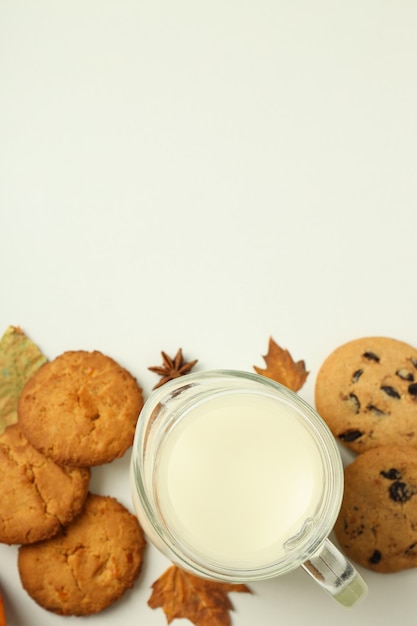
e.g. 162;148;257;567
334;446;417;573
18;350;144;466
18;493;146;616
315;337;417;453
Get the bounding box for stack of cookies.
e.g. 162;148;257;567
315;337;417;573
0;350;146;616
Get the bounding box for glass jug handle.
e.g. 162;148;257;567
301;539;368;607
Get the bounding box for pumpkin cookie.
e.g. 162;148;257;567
315;337;417;453
0;424;90;544
18;350;144;466
18;494;146;616
334;445;417;572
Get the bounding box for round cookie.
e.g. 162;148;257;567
334;445;417;573
18;350;144;466
315;337;417;453
18;493;146;616
0;424;90;545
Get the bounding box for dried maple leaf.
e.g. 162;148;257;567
148;348;198;389
254;337;308;392
148;565;251;626
0;326;48;435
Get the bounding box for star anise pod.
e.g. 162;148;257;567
148;348;198;389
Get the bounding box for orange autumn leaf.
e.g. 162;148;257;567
254;337;308;392
0;591;6;626
148;565;251;626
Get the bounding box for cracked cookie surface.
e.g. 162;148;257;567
0;424;90;544
18;350;144;466
18;493;146;615
315;337;417;453
334;445;417;572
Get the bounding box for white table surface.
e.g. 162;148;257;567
1;1;417;624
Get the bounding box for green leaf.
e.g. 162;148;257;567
0;326;48;434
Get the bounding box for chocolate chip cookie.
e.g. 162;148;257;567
18;493;146;615
334;445;417;572
0;424;90;544
18;350;144;466
315;337;417;453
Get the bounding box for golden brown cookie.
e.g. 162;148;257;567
315;337;417;453
18;350;144;466
18;493;146;616
0;424;90;544
334;445;417;573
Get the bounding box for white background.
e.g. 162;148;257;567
1;1;417;624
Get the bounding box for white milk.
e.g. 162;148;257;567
156;391;325;569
